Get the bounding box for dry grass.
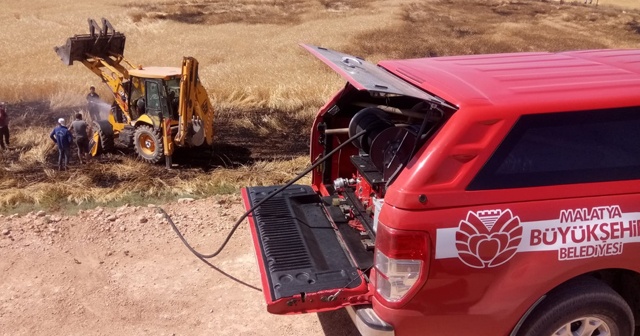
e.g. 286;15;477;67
0;153;310;211
131;0;315;25
130;0;372;25
1;0;640;211
345;0;640;60
2;0;638;110
0;0;384;113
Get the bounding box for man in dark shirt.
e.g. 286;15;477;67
50;118;73;170
0;102;9;150
86;85;100;121
69;113;90;164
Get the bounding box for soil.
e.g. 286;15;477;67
0;196;360;336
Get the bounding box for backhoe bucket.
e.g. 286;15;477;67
54;18;126;66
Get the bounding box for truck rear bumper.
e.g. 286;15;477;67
346;305;395;336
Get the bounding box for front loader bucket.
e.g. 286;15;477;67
54;18;126;66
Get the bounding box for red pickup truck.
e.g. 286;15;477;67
242;45;640;336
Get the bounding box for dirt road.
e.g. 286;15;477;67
0;196;360;336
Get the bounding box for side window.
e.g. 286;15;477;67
468;106;640;190
146;82;160;109
129;77;144;119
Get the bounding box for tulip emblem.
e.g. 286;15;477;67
455;210;523;268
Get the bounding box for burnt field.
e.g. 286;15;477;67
0;101;310;212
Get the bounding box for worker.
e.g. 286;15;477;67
50;118;73;171
86;85;100;121
0;102;9;150
136;97;146;115
168;91;179;118
69;113;90;164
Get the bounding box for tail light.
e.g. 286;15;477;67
374;223;430;307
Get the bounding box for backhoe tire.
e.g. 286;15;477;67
91;120;114;155
517;276;634;336
134;125;164;164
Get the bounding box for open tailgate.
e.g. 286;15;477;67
301;44;450;106
242;185;372;314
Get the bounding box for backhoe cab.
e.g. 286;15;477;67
54;18;214;167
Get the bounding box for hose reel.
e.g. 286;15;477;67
348;107;420;181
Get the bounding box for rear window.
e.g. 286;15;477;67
468;106;640;190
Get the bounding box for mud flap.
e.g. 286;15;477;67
242;185;372;314
89;132;99;156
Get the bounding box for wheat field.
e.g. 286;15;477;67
0;0;639;212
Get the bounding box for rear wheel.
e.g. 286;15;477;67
518;276;634;336
134;124;164;163
90;120;114;156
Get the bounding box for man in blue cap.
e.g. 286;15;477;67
50;118;73;170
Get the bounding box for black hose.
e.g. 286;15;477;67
161;129;367;259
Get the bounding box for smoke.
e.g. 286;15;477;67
86;100;117;123
95;101;113;121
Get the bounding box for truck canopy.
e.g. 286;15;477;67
379;49;640;109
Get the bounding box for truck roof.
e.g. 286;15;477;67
379;49;640;109
128;66;181;79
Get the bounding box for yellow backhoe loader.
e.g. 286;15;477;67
54;18;214;168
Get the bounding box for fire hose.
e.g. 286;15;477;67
161;129;367;259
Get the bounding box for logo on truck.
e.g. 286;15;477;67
455;210;523;268
437;205;640;268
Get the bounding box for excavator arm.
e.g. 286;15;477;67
80;56;134;120
54;18;134;121
174;57;214;147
